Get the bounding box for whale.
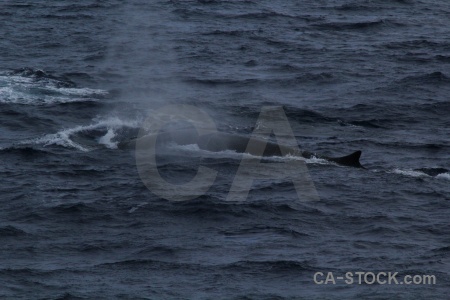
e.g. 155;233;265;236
119;129;364;168
413;168;449;177
117;130;450;175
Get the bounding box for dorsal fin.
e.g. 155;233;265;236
329;150;363;168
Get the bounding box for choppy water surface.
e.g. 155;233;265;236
0;1;449;299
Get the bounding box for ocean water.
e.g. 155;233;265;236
0;0;449;299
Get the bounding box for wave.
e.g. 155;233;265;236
219;225;310;238
50;202;96;214
397;71;450;85
0;68;107;105
351;138;448;151
0;146;50;156
173;6;325;23
310;19;396;31
335;4;382;11
294;72;335;83
203;29;249;37
185;77;258;86
435;55;450;62
0;225;28;237
382;39;446;50
335;0;412;11
42;13;96;20
185;72;337;87
333;102;450;128
222;260;314;272
173;8;292;19
221;11;300;20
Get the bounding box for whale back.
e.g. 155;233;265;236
197;132;300;157
119;130;364;168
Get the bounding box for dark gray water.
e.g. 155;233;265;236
0;1;449;299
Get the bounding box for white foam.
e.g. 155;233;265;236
0;86;20;102
0;74;34;84
162;143;240;159
23;117;140;151
164;143;333;165
391;168;429;178
284;154;332;165
391;168;450;180
32;130;89;152
47;86;108;97
98;128;118;149
436;172;450;181
0;72;107;105
128;202;149;213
